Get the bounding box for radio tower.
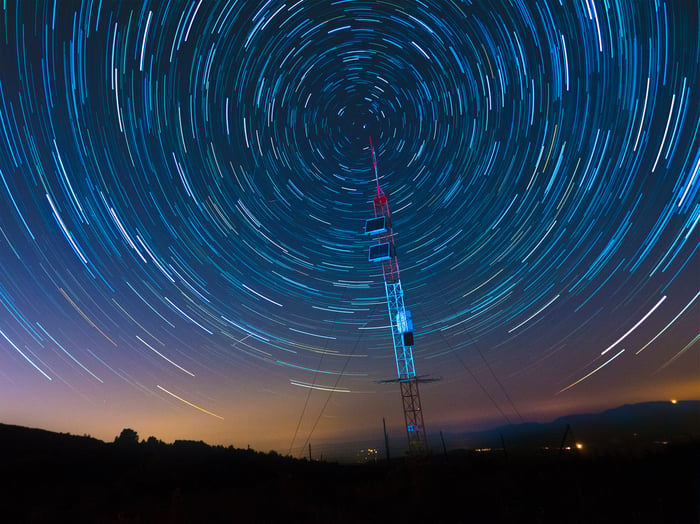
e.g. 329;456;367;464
364;137;427;455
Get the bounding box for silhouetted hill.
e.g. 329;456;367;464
442;400;700;455
0;422;105;451
1;402;698;523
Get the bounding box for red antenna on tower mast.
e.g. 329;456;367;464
369;136;381;199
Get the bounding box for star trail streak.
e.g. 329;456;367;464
0;1;697;453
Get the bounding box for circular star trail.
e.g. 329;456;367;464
0;1;697;450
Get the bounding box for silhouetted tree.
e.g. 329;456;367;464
114;428;139;446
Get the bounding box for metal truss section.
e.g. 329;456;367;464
385;282;417;380
400;378;427;453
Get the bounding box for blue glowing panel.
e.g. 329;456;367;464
396;310;413;333
365;216;387;235
369;243;391;262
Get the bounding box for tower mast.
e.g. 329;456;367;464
365;138;427;455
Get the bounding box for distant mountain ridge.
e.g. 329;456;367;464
439;400;699;453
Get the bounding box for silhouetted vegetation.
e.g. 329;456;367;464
2;402;698;523
114;427;139;446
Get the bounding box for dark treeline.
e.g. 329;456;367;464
1;422;698;523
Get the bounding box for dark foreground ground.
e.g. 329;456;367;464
2;425;698;523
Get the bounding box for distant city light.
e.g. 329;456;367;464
670;399;677;404
576;442;583;450
358;448;378;463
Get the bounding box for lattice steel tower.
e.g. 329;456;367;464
364;138;427;455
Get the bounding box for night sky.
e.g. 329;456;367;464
0;1;698;456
